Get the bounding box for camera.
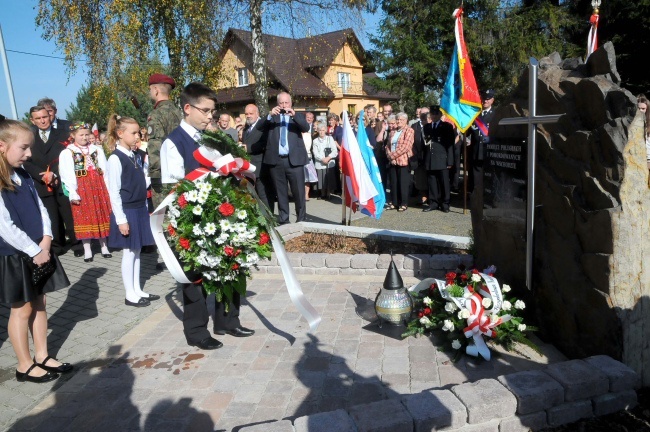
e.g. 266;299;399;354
279;109;286;114
324;148;332;157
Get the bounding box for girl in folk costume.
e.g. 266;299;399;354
0;119;72;383
59;123;112;262
105;115;159;307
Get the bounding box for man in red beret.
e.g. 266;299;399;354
147;73;182;210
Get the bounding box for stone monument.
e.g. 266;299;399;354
470;42;650;385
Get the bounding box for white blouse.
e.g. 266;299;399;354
0;171;53;257
59;144;109;201
106;145;150;225
312;136;338;169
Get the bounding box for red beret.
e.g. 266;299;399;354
148;73;176;89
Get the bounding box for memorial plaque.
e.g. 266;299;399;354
483;137;527;223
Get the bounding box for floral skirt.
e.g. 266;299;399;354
72;169;112;239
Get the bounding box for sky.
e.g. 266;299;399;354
0;1;383;121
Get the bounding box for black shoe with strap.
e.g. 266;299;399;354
34;355;73;374
16;363;59;383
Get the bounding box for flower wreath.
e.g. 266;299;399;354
403;265;540;361
165;129;275;303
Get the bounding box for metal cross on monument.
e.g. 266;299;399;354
498;57;563;290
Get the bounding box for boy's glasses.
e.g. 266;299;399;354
190;104;217;117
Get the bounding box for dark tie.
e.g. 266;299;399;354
482;110;488;116
280;115;288;148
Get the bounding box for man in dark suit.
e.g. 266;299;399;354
24;105;75;254
37;97;71;132
411;107;430;206
242;103;274;210
422;106;455;213
468;89;497;193
263;92;310;224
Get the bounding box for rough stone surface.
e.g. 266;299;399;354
499;412;548;432
546;399;593;427
497;370;564;414
544;360;609;401
325;253;352;268
350;254;379;269
584;355;642;392
293;409;356;432
349;399;413;432
401;389;467;431
469;42;650;384
591;389;638;417
451;379;517;424
238;420;295;431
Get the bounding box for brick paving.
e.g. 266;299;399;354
0;197;569;431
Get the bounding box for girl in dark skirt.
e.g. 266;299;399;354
105;115;158;307
0;119;72;383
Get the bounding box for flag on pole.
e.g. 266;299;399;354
340;111;385;219
587;3;600;58
91;123;99;138
440;8;481;133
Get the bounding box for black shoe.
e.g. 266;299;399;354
125;298;150;307
84;257;93;263
142;294;160;301
34;356;73;374
141;245;157;254
189;337;223;350
74;250;84;257
155;262;167;270
16;364;59;383
441;208;450;213
214;327;255;337
102;253;112;258
422;206;437;212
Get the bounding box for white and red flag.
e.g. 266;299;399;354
91;123;99;139
587;4;600;58
339;111;385;219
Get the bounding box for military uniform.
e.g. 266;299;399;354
147;99;182;207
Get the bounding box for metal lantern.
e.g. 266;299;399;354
374;255;413;327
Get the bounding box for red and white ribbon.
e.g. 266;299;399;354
587;13;599;59
149;145;321;333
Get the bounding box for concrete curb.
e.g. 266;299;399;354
239;356;640;432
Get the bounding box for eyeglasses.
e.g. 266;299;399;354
190;104;217;117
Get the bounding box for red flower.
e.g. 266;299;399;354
224;246;235;256
424;307;432;315
178;194;188;209
235;249;242;257
167;224;176;237
231;263;240;270
219;202;235;217
445;272;457;281
472;269;479;274
460;274;468;281
417;311;424;318
258;232;270;245
179;237;191;250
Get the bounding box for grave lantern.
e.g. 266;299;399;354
374;254;413;327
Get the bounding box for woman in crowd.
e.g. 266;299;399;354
385;113;414;212
312;124;338;200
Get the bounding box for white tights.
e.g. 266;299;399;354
121;248;151;302
82;238;109;259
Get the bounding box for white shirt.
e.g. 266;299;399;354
59;144;109;201
38;128;51;142
0;170;53;257
107;145;150;225
161;120;200;184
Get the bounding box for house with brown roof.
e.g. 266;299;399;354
215;28;396;122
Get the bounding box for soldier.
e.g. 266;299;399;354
147;73;183;208
467;89;497;193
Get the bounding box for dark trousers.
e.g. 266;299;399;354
270;157;306;224
468;158;484;194
388;165;410;207
55;190;76;245
449;143;461;190
255;161;276;214
182;283;211;343
213;292;241;332
427;168;451;210
374;146;389;192
41;195;65;252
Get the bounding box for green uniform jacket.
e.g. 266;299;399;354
147;99;183;179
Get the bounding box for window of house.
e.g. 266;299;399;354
237;68;248;87
338;72;351;92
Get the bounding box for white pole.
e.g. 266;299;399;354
0;24;19;120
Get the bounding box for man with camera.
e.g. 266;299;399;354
263;92;310;224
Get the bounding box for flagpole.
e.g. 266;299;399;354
462;132;468;214
0;24;18;120
340;171;346;225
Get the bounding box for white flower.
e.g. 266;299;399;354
444;302;457;313
192;225;203;236
197;191;209;204
471;273;482;282
197;182;211;193
234;222;247;233
246;252;259;264
186;190;199;202
502;284;511;293
236;210;247;220
204;223;217;236
518;324;527;332
196;239;205;248
490;314;500;323
482;298;492;308
442;320;454;332
423;297;432;306
419;316;432;326
458;309;470;319
514;300;526;310
502;301;512;311
192;205;203;215
451;339;462;350
170;219;177;228
220;219;232;231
